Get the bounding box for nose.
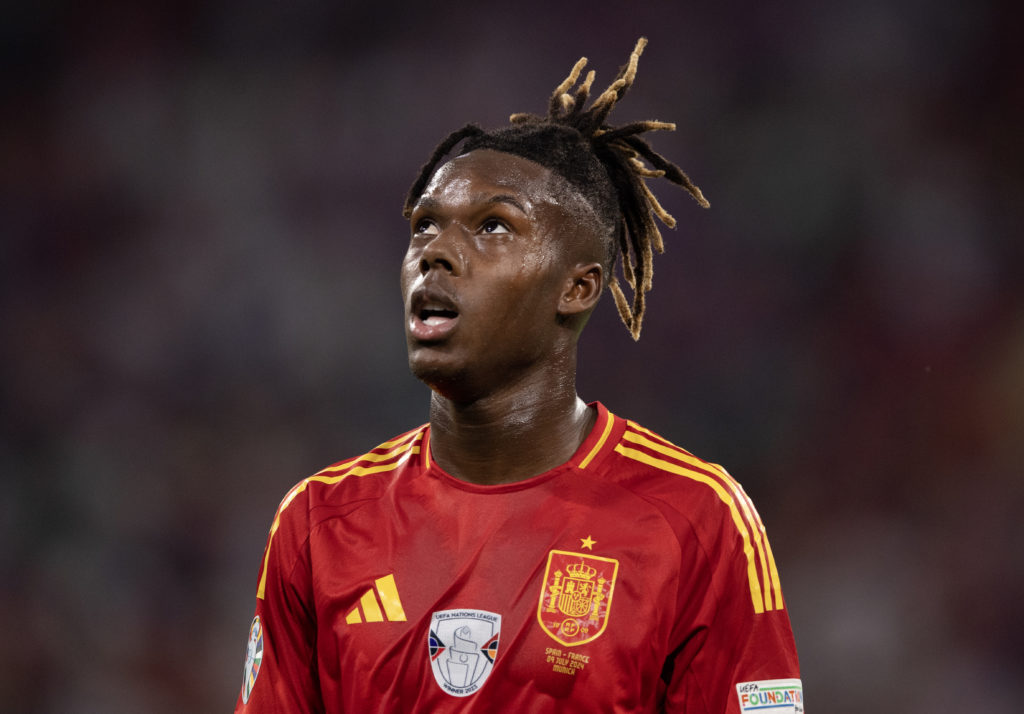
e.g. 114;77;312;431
418;227;464;276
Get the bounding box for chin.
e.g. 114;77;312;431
410;356;489;403
409;354;461;389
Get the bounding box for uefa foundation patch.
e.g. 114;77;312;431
242;616;265;703
737;678;803;712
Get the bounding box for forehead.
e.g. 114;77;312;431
418;149;569;210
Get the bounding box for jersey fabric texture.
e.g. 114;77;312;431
234;402;801;713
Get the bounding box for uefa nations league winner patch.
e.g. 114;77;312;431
427;609;501;697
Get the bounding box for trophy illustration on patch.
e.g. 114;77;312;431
427;609;501;697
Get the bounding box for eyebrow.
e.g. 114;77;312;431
482;194;529;215
413;193;530;216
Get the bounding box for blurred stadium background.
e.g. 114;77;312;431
2;1;1021;712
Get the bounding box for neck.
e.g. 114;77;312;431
426;369;596;486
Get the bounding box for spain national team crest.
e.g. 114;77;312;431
242;616;264;703
537;550;619;646
427;609;501;697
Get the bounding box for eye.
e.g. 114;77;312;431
414;218;439;235
481;218;511;234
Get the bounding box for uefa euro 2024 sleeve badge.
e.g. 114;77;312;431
242;616;264;703
537;550;619;646
427;609;501;697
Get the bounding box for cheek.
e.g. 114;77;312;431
487;268;562;324
399;253;418;294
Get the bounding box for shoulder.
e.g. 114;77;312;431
272;424;428;529
252;425;427;601
595;413;765;556
598;415;743;519
602;413;784;614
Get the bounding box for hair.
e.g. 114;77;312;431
403;38;708;340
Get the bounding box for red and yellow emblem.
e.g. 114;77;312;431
537;550;619;646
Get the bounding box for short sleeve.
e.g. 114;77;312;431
234;487;322;713
662;493;802;713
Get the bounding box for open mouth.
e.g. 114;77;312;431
409;291;461;342
419;306;459;325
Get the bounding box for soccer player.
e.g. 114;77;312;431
235;39;803;713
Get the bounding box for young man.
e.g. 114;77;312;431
235;39;802;713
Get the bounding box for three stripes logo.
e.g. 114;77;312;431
345;574;407;624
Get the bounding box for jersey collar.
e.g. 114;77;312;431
419;401;623;492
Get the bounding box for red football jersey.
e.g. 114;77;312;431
234;403;802;713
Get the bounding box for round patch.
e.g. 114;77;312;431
242;616;265;703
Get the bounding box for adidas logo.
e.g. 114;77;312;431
345;574;407;624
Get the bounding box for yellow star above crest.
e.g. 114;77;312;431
580;535;596;550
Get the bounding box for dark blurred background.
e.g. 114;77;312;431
2;1;1021;712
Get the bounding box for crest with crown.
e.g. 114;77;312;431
565;561;598;581
538;549;620;646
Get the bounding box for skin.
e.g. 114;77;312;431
401;149;607;485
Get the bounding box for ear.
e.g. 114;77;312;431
557;262;604;317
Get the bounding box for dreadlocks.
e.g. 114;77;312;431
403;37;708;340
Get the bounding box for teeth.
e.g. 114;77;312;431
419;306;457;320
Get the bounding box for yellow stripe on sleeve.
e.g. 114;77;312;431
316;430;425;473
255;432;423;600
623;425;781;612
706;464;780;611
761;524;784;608
614;441;767;614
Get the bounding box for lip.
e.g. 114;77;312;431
408;284;461;343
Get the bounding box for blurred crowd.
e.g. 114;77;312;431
2;1;1021;712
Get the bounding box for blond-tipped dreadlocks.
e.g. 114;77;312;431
403;38;709;340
